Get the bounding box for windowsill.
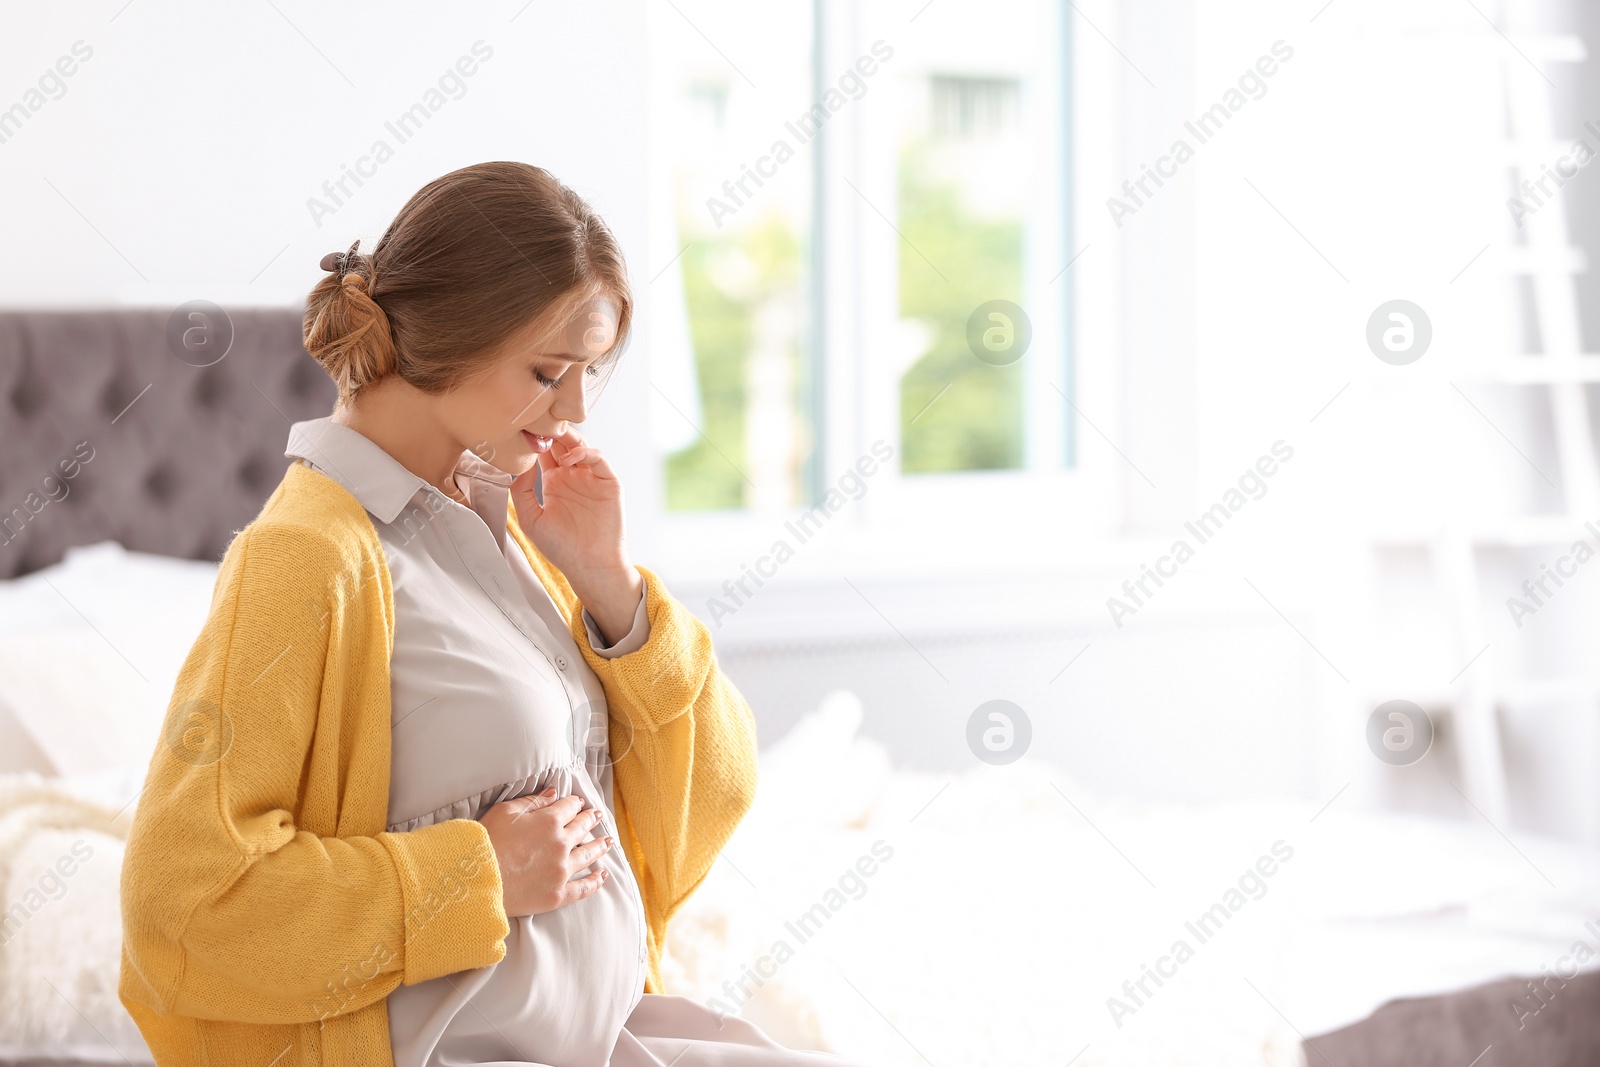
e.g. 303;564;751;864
647;465;1124;583
650;520;1156;584
642;517;1295;650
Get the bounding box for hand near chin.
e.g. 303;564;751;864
509;427;631;584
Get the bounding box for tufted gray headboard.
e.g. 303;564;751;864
0;308;337;580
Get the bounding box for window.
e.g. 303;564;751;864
649;0;1107;567
652;3;818;513
899;71;1032;474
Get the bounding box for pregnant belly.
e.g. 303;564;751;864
387;831;647;1067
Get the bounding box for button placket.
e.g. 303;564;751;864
433;492;578;714
451;487;651;980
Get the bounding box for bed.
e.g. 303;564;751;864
2;309;1598;1066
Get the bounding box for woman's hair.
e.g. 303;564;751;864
303;161;632;408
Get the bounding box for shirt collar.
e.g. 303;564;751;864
284;416;519;525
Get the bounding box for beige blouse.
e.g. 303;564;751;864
284;416;650;1067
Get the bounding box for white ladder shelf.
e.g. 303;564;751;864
1367;10;1594;830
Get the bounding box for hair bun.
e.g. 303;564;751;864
302;240;397;404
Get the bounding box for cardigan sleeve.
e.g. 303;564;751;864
118;521;509;1027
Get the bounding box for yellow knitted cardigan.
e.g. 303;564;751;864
118;459;758;1066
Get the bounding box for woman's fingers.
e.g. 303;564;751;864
513;785;561;811
559;865;608;906
517;792;583;824
490;790;622;917
508;464;543;520
562;801;607;834
538;428;585;474
489;789;561;826
554;445;613;478
542;430;618;479
568;835;614;873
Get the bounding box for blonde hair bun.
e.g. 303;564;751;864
303;240;398;405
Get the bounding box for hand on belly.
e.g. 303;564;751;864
482;787;614;916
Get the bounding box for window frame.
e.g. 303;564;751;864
649;0;1125;578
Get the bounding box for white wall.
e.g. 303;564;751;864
0;0;661;525
0;4;646;308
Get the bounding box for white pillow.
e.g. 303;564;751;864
746;689;894;833
0;542;219;777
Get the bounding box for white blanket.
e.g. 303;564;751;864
659;691;1600;1067
660;691;1307;1067
3;690;1597;1066
0;768;148;1064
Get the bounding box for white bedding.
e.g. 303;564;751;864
0;766;147;1065
660;691;1600;1066
1;545;1596;1065
0;542;217;779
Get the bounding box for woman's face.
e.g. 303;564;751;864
437;294;619;475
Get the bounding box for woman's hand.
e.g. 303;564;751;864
509;428;628;584
481;788;614;917
508;429;645;645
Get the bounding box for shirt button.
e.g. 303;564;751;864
555;655;568;671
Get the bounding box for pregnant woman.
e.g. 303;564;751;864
118;162;863;1067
